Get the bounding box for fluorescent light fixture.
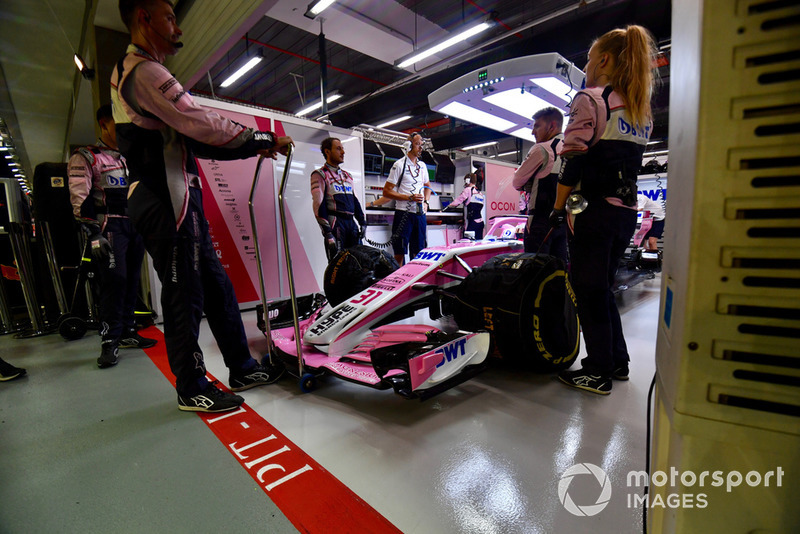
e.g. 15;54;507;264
531;76;578;103
296;93;342;117
396;20;492;69
462;141;497;151
497;150;518;157
484;89;554;120
0;147;8;151
376;115;412;129
439;101;515;132
509;127;537;142
220;56;264;88
73;54;94;80
304;0;336;19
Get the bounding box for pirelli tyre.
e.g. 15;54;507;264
323;245;399;307
453;252;580;372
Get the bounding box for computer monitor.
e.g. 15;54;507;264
420;151;437;182
432;154;456;184
363;139;383;175
379;143;405;176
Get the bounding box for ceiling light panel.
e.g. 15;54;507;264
428;53;584;137
296;93;343;117
220;56;264;88
438;102;516;132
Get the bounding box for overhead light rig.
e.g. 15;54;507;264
428;53;584;143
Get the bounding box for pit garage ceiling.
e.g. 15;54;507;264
0;0;671;183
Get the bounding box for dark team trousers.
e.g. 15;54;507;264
391;210;427;260
129;185;252;396
524;216;568;263
568;200;637;377
466;219;484;240
97;217;146;342
332;216;360;250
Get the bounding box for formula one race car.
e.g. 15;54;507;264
252;152;579;400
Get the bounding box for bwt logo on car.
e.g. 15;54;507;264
435;338;467;368
413;251;446;262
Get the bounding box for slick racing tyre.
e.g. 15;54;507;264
323;245;399;307
453;252;580;372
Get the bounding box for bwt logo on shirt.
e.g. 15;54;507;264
435;338;467;368
332;183;353;194
617;117;651;139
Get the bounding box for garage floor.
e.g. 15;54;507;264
0;275;661;533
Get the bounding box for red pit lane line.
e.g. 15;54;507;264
139;326;401;533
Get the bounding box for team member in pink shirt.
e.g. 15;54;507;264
551;25;658;395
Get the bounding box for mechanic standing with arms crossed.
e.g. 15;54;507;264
310;137;367;261
112;0;293;412
382;132;430;265
69;105;157;369
551;25;658;395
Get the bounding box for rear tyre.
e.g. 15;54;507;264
453;253;580;372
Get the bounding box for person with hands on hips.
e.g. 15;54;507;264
69;105;157;369
382;132;430;265
310;137;366;261
113;0;294;413
551;25;657;395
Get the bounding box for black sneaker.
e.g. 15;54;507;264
177;381;244;413
613;364;630;381
0;360;26;381
119;330;158;349
229;360;286;392
558;368;611;395
97;342;119;369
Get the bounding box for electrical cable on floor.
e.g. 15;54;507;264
643;372;657;534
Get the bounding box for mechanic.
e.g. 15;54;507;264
512;106;567;261
551;25;657;395
310;137;367;261
381;132;430;265
68;104;157;369
447;173;485;239
113;0;293;412
637;193;666;251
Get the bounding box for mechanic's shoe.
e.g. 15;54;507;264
612;364;630;381
229;361;286;392
0;360;27;381
178;382;244;413
119;330;157;349
97;341;120;369
558;368;611;395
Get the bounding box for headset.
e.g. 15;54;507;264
144;11;183;49
403;132;421;153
